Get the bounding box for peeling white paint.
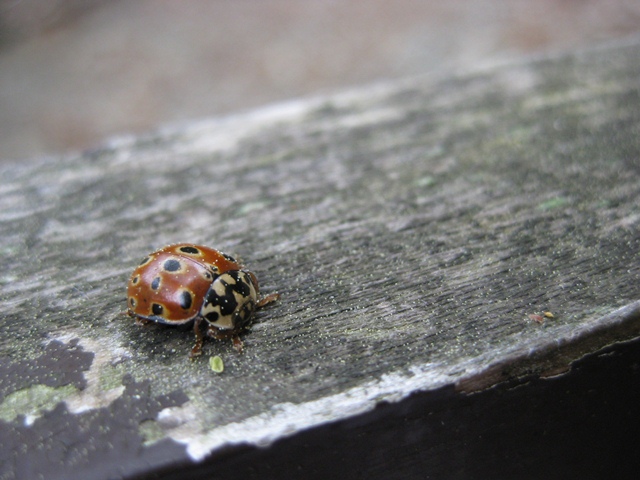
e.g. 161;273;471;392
170;301;640;461
48;334;131;414
179;363;452;460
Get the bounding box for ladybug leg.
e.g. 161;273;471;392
232;335;244;353
206;326;245;354
190;317;206;358
257;293;280;308
135;317;153;326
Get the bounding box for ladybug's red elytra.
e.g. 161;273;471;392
126;243;279;357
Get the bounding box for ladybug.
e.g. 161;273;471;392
126;243;279;357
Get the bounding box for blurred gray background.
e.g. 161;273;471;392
1;0;639;162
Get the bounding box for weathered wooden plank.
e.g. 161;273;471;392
1;37;639;479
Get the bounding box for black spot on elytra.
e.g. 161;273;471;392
204;285;237;316
223;253;237;263
129;298;136;308
163;259;181;272
234;276;251;296
131;276;139;285
179;291;193;310
179;246;200;254
152;303;164;315
151;277;161;290
139;256;150;266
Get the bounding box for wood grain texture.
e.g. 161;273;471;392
1;37;639;479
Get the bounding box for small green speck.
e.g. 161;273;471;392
537;197;570;211
0;245;19;256
210;356;224;373
414;176;436;188
237;201;267;215
0;275;17;285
